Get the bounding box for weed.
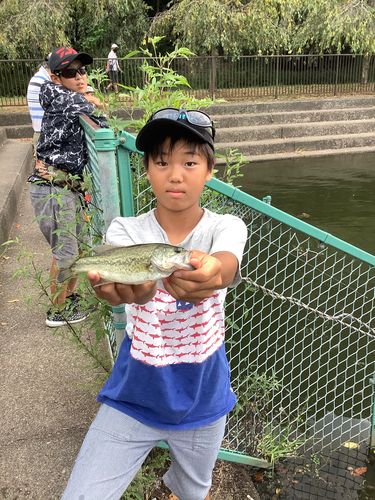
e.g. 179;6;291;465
120;449;170;500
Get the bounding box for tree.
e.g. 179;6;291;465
149;0;282;58
65;0;149;57
149;0;375;57
0;0;149;60
0;0;69;59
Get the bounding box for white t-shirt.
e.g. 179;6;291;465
98;208;248;429
108;50;119;71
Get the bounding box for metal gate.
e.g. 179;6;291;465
80;117;375;475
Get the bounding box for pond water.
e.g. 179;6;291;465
240;152;375;256
238;152;375;500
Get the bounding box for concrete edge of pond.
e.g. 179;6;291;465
214;145;375;165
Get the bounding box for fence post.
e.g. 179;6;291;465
209;55;217;99
370;376;375;449
92;126;129;353
92;127;121;229
334;55;340;96
142;57;146;88
275;55;280;99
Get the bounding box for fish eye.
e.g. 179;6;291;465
175;247;182;253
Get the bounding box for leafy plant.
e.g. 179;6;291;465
4;176;114;377
257;424;305;467
214;147;246;188
120;448;170;500
228;368;307;467
118;36;224;131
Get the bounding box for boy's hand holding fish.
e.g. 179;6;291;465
162;250;232;303
87;272;157;306
88;249;237;306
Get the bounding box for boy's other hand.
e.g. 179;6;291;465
162;251;224;303
84;93;103;108
87;271;157;306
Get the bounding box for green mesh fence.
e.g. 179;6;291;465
81;118;375;480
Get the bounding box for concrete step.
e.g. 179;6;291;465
212;107;375;128
0;112;32;127
216;118;375;142
4;124;34;139
206;96;375;115
0;139;34;244
0;127;7;147
216;131;375;157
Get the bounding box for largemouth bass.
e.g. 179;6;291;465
56;243;194;285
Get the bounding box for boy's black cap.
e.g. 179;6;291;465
136;112;215;152
49;46;93;74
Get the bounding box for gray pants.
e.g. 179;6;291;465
29;183;87;262
61;404;226;500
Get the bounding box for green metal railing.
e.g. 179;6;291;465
80;116;375;471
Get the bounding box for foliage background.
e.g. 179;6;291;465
1;0;375;60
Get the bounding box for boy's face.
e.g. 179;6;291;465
146;139;212;214
51;59;87;94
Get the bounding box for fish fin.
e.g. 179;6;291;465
92;244;120;255
93;278;115;287
56;268;74;284
57;258;76;270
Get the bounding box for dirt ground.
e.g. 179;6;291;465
144;446;375;500
145;457;262;500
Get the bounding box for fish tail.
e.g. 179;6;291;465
56;258;76;284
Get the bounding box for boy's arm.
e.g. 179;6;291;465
162;250;239;304
88;271;157;306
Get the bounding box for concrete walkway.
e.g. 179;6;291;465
0;181;102;499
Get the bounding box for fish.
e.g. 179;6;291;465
56;243;194;285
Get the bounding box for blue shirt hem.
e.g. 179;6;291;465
97;395;236;430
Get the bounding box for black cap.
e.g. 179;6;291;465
136;115;215;152
49;46;93;74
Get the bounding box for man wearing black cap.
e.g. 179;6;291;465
28;46;108;328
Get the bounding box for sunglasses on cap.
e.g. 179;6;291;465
55;66;87;79
150;108;215;135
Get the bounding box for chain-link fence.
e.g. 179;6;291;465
80;117;375;486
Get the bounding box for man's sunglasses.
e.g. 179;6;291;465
150;108;215;137
55;66;87;79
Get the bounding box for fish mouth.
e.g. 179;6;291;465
153;250;194;272
171;250;194;270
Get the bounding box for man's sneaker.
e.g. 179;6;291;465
46;306;88;328
66;292;96;312
66;292;82;309
104;86;108;94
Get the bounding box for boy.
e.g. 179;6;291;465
28;46;108;327
61;108;247;500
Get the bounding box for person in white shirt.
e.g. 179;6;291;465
27;54;52;151
105;43;123;95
